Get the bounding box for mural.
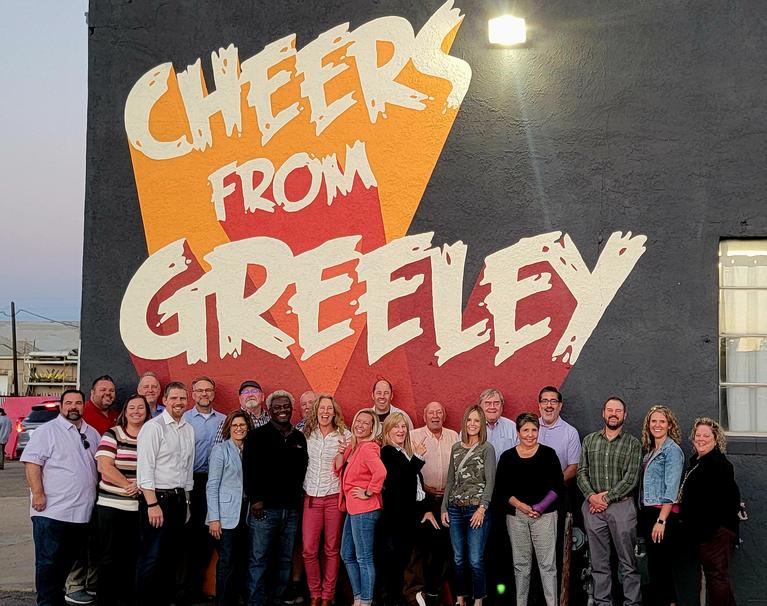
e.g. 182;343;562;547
119;1;646;423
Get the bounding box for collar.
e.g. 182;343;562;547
161;409;186;426
541;416;564;430
53;414;80;431
599;427;624;441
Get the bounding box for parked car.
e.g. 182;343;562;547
15;401;60;458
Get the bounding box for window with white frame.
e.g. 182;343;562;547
719;239;767;433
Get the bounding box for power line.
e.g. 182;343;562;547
0;308;80;330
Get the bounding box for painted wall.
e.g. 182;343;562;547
83;1;767;601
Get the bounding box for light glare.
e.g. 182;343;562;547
489;15;526;46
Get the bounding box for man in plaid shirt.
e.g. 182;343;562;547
213;380;271;444
577;396;642;606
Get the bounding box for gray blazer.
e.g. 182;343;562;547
206;440;244;529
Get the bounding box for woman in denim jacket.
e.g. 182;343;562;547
639;405;685;605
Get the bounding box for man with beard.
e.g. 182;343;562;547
243;390;308;606
182;376;225;601
214;380;270;444
21;389;100;606
136;382;195;606
371;379;412;435
577;396;642;606
82;375;118;436
138;371;164;417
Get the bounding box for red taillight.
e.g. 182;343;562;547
44;402;58;409
16;417;24;433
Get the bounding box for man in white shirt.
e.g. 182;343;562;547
478;388;518;461
408;402;459;606
136;381;195;606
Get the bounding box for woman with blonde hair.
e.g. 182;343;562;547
336;408;387;606
302;394;351;606
379;412;430;606
679;417;740;606
639;405;685;605
441;405;496;606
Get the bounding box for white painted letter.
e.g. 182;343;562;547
551;232;647;364
296;24;356;135
119;239;208;363
125;63;193;160
273;152;323;212
347;17;428;123
289;236;362;360
431;242;490;365
240;35;300;145
357;233;433;363
321;141;378;205
177;45;242;152
482;232;559;365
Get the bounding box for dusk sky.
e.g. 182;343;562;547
0;1;88;321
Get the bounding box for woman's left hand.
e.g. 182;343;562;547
351;487;370;500
469;506;486;529
651;522;666;543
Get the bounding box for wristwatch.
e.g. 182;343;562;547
364;490;371;498
146;502;159;508
656;518;665;525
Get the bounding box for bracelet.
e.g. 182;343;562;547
656;519;665;525
146;502;159;508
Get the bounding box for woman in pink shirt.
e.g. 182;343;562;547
336;408;387;606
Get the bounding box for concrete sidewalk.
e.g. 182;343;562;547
0;460;35;604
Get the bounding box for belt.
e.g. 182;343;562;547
155;487;186;495
451;498;481;507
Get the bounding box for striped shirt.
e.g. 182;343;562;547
576;429;642;504
95;426;140;512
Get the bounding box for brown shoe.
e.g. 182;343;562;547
310;598;321;606
320;599;332;606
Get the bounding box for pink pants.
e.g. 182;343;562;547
302;494;345;599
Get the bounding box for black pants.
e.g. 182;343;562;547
379;511;418;606
184;473;215;596
215;501;249;606
699;527;737;606
639;506;678;606
136;488;188;606
97;505;140;606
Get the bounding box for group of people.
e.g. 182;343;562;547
20;374;742;606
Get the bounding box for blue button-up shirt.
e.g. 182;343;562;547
486;416;519;461
183;407;225;473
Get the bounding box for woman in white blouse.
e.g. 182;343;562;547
302;394;352;606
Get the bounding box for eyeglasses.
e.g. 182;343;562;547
80;432;90;450
230;423;249;430
240;389;261;396
539;399;561;405
193;388;215;394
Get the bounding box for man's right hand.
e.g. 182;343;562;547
148;505;164;528
31;491;46;512
587;492;608;513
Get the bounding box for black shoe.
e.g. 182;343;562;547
283;582;305;605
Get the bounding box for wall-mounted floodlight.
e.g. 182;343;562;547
488;15;526;46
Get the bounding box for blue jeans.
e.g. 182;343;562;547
32;516;86;606
247;508;298;606
448;505;490;599
340;509;381;603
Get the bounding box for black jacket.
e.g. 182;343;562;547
380;445;426;520
243;421;308;510
680;447;740;541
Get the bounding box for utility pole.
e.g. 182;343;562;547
11;301;19;396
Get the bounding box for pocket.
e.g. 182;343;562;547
221;494;233;503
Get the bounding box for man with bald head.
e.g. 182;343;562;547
137;371;164;417
294;390;316;432
408;402;459;606
371;379;413;435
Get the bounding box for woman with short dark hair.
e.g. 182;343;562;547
494;412;562;606
206;409;255;606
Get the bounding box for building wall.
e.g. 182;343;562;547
83;1;767;600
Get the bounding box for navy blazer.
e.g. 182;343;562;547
206;440;244;529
